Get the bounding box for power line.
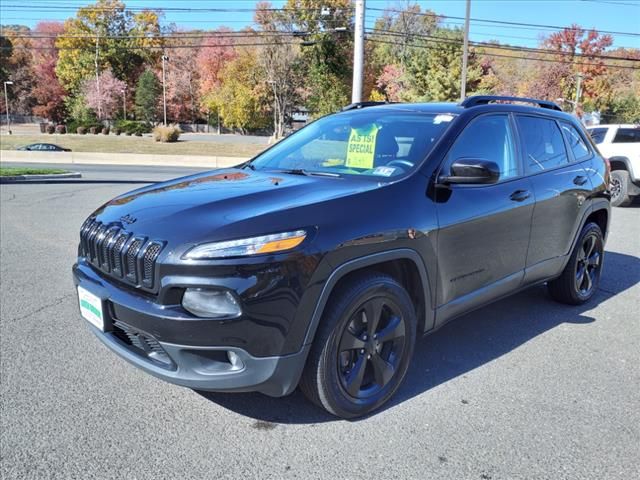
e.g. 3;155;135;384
581;0;640;6
1;40;301;51
368;28;640;63
365;37;639;70
1;4;352;13
366;6;640;38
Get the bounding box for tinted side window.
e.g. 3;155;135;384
561;123;591;161
588;128;607;144
613;128;640;143
516;116;569;173
445;115;518;180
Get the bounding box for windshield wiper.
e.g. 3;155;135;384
272;168;341;178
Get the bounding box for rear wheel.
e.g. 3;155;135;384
300;272;417;419
610;170;632;207
548;222;604;305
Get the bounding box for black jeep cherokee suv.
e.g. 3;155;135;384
73;96;610;418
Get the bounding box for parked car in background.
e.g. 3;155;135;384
17;143;71;152
587;124;640;207
73;96;610;418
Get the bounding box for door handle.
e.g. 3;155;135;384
573;175;588;186
510;190;531;202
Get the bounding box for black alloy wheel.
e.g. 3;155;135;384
300;272;417;419
337;297;407;399
548;222;604;305
575;233;601;297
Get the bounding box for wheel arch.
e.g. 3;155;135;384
302;249;434;347
560;200;610;272
608;156;631;173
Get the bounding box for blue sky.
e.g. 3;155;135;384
1;0;638;49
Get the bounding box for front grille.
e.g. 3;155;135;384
112;320;173;368
79;218;164;291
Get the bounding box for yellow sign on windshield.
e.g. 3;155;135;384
345;125;380;169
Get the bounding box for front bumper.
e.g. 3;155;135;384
72;261;309;397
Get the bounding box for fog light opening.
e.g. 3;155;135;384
227;351;244;370
182;288;242;318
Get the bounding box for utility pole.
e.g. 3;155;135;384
3;81;13;135
574;73;583;114
352;0;365;103
162;54;168;125
460;0;471;101
95;32;102;119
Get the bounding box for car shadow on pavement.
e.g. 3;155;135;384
196;251;640;424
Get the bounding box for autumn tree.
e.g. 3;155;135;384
285;0;352;115
56;0;161;93
372;64;405;102
368;5;480;102
135;69;161;123
196;29;238;97
82;69;126;120
370;4;439;69
156;32;202;124
206;48;270;133
533;25;614;110
0;36;12;85
255;2;302;138
1;26;36;115
31;22;67;122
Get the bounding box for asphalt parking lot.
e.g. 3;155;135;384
1;163;639;480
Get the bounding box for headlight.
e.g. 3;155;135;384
184;230;307;259
182;288;242;318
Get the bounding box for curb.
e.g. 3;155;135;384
0;150;249;168
0;172;82;183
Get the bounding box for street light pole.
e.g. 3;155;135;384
460;0;471;101
352;0;365;103
3;81;13;135
162;55;168;126
121;86;127;119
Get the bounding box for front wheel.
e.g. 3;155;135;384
300;272;417;419
548;222;604;305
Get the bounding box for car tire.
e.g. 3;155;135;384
610;170;633;207
299;272;417;419
548;222;604;305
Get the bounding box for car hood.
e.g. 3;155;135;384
92;168;379;244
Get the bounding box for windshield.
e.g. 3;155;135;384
248;110;455;179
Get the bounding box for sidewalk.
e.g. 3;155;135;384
0;150;248;168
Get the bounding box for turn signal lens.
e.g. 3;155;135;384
184;230;307;259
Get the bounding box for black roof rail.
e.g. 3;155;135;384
342;101;395;111
460;95;562;112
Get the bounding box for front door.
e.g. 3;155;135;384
434;114;534;319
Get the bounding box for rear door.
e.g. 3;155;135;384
435;113;534;313
516;115;592;271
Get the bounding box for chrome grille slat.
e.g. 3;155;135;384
78;219;164;291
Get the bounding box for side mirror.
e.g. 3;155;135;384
440;158;500;185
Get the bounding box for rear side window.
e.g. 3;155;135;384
561;123;591;161
613;128;640;143
588;128;608;144
516;116;569;173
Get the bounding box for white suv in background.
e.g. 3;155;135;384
587;124;640;207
